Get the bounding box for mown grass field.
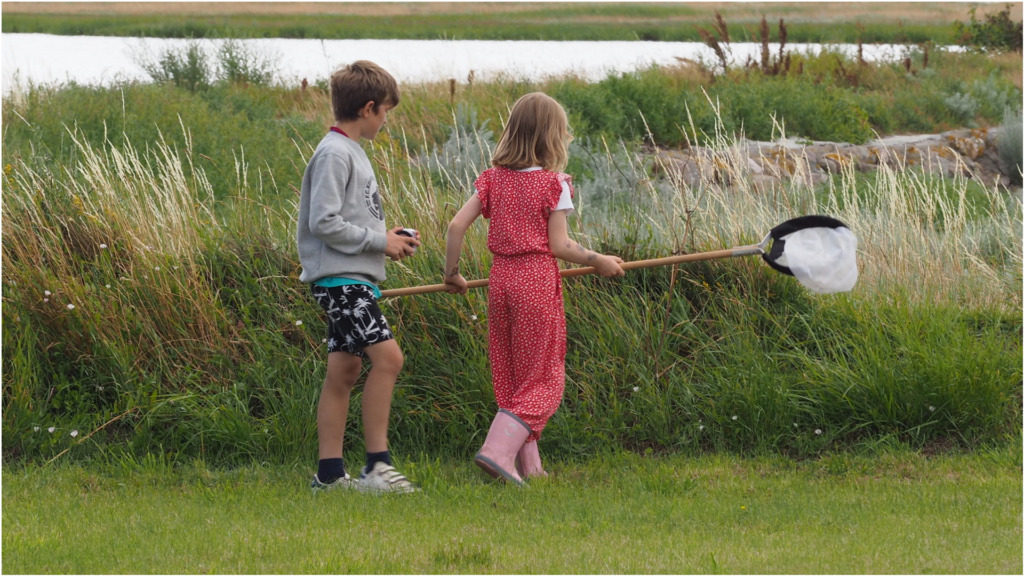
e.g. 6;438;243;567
3;448;1021;573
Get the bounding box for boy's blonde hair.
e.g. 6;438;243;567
491;92;571;172
330;60;400;121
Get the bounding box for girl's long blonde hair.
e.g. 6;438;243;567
491;92;571;172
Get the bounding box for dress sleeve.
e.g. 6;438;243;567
557;173;575;200
548;172;574;212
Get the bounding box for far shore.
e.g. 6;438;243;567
3;2;1019;24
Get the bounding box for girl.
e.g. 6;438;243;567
443;92;625;485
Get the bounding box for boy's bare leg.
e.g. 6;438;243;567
361;339;404;453
317;351;362;459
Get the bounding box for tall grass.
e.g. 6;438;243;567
2;50;1021;466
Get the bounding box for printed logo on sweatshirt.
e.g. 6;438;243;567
363;177;383;220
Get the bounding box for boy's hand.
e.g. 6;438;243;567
385;227;420;261
444;273;468;294
595;255;626;278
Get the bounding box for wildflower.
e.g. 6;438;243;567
43;298;49;303
698;425;705;431
105;284;111;289
632;386;639;392
471;315;478;321
70;430;79;438
928;406;936;412
814;428;822;435
793;423;799;428
731;415;738;420
44;290;51;296
295;320;303;326
33;426;40;432
67;304;75;310
47;426;55;433
100;243;108;249
154;266;160;271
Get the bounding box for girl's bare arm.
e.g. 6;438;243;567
444;195;483;293
547;210;624;277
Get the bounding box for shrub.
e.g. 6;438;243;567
421;104;495;195
135;38;280;91
998;107;1023;185
944;90;979;126
712;76;874;143
135;39;213;92
944;72;1022;128
954;4;1023;53
216;39;277;86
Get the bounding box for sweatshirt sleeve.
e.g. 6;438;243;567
307;153;388;254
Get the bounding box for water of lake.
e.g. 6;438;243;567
1;33;938;95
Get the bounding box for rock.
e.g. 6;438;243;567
653;149;713;188
649;127;1018;193
749;174;783;193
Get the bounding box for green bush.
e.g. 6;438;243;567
135;38;279;91
999;107;1023;185
216;39;277;86
955;4;1023;53
945;72;1022;127
712;76;874;143
136;39;213;92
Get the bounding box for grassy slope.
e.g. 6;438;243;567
2;45;1021;464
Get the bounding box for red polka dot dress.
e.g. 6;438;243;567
475;166;572;442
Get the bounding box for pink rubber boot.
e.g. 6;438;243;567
475;409;531;486
516;439;548;479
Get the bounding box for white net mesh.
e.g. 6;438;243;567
773;226;859;294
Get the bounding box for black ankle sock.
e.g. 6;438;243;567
317;458;346;483
364;450;391;473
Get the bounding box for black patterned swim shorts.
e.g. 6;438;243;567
311;283;394;356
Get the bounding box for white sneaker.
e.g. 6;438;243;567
310;473;355;492
358;461;419;493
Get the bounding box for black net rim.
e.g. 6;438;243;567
761;215;851;276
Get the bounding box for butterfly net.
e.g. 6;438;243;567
761;216;859;294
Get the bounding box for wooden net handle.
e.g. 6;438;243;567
379;245;761;298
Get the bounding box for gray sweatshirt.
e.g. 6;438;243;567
297;131;388;284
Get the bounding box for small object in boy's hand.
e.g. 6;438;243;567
397;228;419;253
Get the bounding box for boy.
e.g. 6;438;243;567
297;60;420;493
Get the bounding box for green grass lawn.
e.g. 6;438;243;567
3;447;1020;573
